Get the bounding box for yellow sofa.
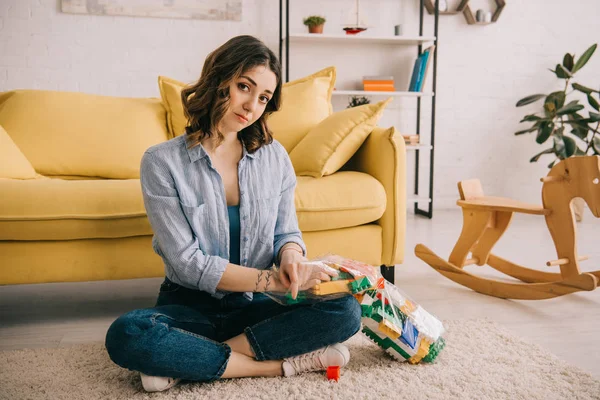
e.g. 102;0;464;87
0;71;406;286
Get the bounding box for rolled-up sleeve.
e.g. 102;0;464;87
272;149;307;265
140;150;228;294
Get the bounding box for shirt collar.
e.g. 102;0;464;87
185;135;260;163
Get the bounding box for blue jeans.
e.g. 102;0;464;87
105;278;362;382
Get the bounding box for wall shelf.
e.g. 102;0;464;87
462;0;505;25
424;0;468;15
332;90;434;97
284;33;436;46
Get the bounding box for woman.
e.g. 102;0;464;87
105;35;362;393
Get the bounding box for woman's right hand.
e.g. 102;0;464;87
279;260;339;299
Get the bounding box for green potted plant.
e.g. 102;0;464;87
347;95;370;108
303;15;326;34
515;43;599;220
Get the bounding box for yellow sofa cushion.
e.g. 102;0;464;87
289;98;391;178
158;75;188;138
0;124;37;180
0;90;169;179
268;66;336;152
0;170;385;240
158;66;336;152
295;171;386;232
0;178;152;241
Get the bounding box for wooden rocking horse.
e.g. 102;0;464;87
415;155;600;300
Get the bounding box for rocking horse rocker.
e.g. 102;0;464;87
416;155;600;300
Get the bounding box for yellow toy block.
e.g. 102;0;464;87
378;319;401;340
401;299;417;315
311;279;353;295
408;337;431;364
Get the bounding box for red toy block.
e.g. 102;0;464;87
326;366;341;381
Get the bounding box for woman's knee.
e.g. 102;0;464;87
105;309;154;367
322;295;362;339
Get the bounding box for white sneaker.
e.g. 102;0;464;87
282;343;350;377
140;372;181;392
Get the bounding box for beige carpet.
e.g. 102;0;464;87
1;319;599;400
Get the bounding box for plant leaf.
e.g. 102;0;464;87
516;94;545;107
546;91;566;110
529;148;554;162
572;43;597;74
588;94;600;111
570;124;589;140
520;114;542;123
553;135;567;159
548;160;557;169
572;82;595;94
562;135;577;157
515;126;538;135
537;121;554;144
554;64;571;79
556;103;585;115
563;53;574;71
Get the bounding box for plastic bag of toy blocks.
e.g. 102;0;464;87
265;254;379;305
359;279;446;364
266;253;446;364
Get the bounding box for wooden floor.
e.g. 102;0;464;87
1;208;599;377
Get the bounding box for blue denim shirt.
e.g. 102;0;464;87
140;134;306;300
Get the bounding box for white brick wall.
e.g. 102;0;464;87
1;0;599;211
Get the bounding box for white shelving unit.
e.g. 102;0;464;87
279;1;439;218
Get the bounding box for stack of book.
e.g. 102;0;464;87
363;75;395;92
408;45;435;92
403;135;420;145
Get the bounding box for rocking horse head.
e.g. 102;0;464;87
541;155;600;217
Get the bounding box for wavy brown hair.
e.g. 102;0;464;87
181;35;282;153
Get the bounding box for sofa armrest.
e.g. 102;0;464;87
342;126;406;265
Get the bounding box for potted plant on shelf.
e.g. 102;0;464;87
303;15;326;34
347;95;370;108
514;43;599;221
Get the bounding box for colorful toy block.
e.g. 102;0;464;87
326;366;341;381
310;279;353;296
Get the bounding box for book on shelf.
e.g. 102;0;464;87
363;75;394;81
363;83;396;91
363;75;395;91
407;56;423;92
403;134;420;145
408;45;435;92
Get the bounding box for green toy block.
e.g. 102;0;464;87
361;304;373;318
361;326;391;349
386;339;411;361
284;291;308;304
422;337;446;363
371;300;403;328
336;271;354;280
350;276;372;293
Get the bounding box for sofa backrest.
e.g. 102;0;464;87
0;90;169;179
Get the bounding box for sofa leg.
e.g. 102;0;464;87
379;265;395;284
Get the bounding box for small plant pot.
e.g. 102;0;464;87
308;24;324;34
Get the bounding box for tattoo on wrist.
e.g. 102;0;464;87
264;271;272;292
255;270;264;293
